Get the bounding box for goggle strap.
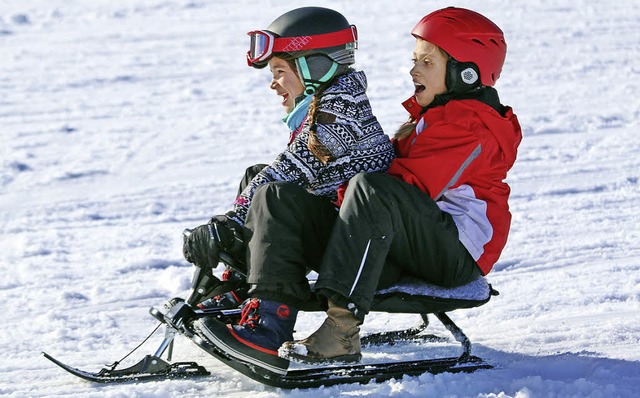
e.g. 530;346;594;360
272;26;357;53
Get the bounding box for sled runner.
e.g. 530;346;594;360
43;255;498;388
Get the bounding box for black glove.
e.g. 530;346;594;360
182;213;244;269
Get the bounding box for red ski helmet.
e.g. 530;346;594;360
411;7;506;86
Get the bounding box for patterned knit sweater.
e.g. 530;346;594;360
231;70;394;224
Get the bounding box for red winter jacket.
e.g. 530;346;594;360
388;92;522;274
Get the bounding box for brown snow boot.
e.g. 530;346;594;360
278;300;362;364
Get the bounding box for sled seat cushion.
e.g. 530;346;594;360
370;276;496;314
302;276;496;314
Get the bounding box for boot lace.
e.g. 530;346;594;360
211;268;234;303
207;267;243;305
238;298;260;329
221;268;233;281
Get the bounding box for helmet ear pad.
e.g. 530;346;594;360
295;54;351;94
445;58;482;94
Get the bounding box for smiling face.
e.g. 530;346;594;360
268;57;305;113
410;38;448;107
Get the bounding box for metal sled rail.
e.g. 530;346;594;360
42;352;210;383
43;300;491;388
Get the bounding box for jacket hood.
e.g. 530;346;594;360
472;100;521;168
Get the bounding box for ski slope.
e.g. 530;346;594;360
1;0;639;397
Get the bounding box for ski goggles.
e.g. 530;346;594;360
246;25;358;66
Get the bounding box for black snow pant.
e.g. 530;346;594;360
237;164;269;195
314;173;482;318
242;172;481;318
220;164;269;273
242;181;339;307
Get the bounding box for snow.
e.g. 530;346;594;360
1;0;639;396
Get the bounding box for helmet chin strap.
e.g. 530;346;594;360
296;56;339;95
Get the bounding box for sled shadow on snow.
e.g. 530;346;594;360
458;346;640;396
43;344;640;392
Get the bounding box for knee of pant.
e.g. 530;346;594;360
253;181;305;205
348;172;388;193
244;164;268;177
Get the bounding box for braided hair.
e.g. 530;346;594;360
277;52;345;163
307;83;335;164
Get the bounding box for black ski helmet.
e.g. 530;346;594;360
247;7;358;94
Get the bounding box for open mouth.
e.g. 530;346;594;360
414;83;426;95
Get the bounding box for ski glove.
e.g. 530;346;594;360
183;214;244;270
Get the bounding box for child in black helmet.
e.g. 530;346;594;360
183;7;394;372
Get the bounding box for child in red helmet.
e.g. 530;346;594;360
278;7;523;364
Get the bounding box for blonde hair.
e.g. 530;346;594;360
395;118;418;141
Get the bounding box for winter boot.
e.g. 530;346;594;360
278;300;362;364
193;298;297;373
197;267;248;311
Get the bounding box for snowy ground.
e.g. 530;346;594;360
1;0;639;397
